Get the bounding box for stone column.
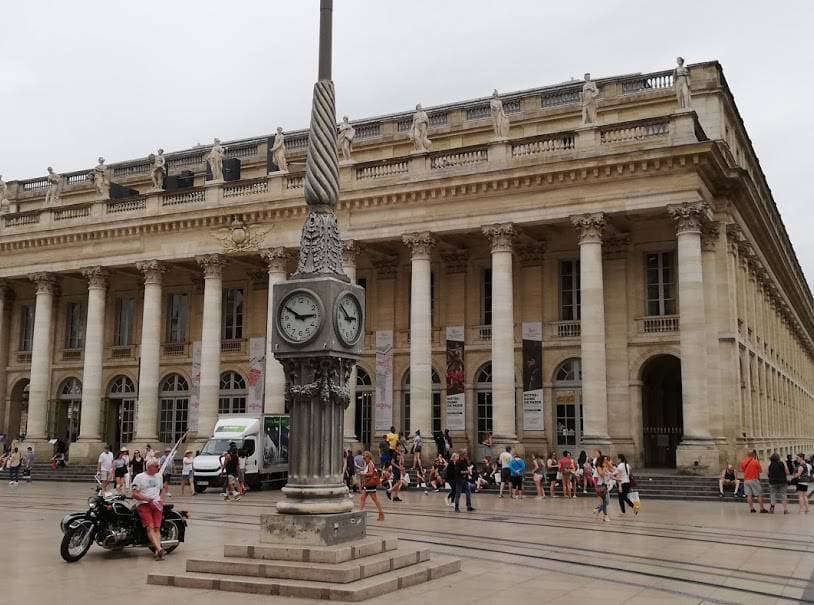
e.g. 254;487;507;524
403;232;435;441
74;267;108;459
570;213;610;445
0;283;13;436
196;254;226;439
342;240;360;444
262;248;289;415
482;223;517;441
26;273;58;447
135;261;165;443
668;201;717;470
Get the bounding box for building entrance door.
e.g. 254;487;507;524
553;358;583;453
354;368;374;449
641;355;683;468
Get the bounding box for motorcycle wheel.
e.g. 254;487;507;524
60;524;95;562
160;520;181;554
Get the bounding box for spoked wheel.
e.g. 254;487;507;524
159;520;181;554
60;524;95;562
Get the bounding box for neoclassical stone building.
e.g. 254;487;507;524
0;61;811;469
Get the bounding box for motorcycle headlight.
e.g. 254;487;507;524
88;496;97;507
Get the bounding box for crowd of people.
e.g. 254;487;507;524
720;449;813;514
94;443;197;498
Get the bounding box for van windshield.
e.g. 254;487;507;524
200;439;243;456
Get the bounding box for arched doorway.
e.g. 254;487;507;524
7;379;29;442
401;368;442;436
641;355;683;468
553;358;582;452
219;371;247;415
55;377;82;444
354;368;374;449
107;375;136;451
159;374;189;443
474;363;493;444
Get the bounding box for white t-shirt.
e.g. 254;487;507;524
499;451;512;469
616;463;631;484
132;471;163;502
238;456;247;470
98;451;114;472
182;456;194;474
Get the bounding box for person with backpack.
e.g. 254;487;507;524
220;444;241;501
615;454;638;515
358;451;385;521
792;453;810;514
767;452;789;514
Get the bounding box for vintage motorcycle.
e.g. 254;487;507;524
60;484;188;562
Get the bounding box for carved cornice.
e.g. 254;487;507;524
342;239;361;268
402;231;436;260
29;272;58;295
372;256;399;279
196;254;226;278
135;260;166;285
261;247;290;274
81;266;108;290
571;213;606;245
667;201;710;235
603;234;630;260
482;223;515;253
441;250;469;274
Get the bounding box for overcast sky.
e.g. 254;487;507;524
2;1;813;286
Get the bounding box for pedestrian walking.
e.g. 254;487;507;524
740;449;767;513
446;452;460;506
387;451;405;502
181;450;195;496
130;450;145;477
498;446;512;498
593;455;611;522
220;444;241;501
7;447;22;486
531;452;546;498
558;451;575;498
113;449;128;494
453;452;475;512
509;451;526;499
546;452;559;497
767;453;789;514
792;453;810;514
97;444;114;494
358;451;385;521
411;430;423;470
615;454;637;515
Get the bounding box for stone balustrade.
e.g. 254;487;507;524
21;177;49;191
65;172;91;186
53;204;91;221
106;197;147;214
600;118;670;145
547;320;581;338
430;148;488;170
354;123;381;139
356;159;409;180
621;71;674;94
464;99;521;121
162;188;206;207
285;175;305;189
223;178;268;200
541;88;581;108
512;133;576;158
637;315;680;334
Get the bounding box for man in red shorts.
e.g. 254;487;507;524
131;458;167;559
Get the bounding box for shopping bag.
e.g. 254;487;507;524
629;490;640;503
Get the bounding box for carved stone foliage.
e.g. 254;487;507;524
196;254;227;278
571;213;606;245
667;201;710;235
214;217;270;254
402;231;436;260
602;235;630;260
482;223;515;253
29;272;58;295
441;250;469;274
281;356;355;409
135;260;166;285
517;242;546;266
81;266;109;289
701;222;721;252
261;247;290;274
294;211;345;277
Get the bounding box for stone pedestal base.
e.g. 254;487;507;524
260;511;366;547
67;439;105;464
676;439;720;475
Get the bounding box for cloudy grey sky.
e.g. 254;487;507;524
2;1;813;285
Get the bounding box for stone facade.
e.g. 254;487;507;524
1;62;812;469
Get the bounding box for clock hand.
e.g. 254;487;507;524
299;313;316;319
285;305;303;320
340;305;352;320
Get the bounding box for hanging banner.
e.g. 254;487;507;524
445;326;465;432
374;331;394;433
247;336;266;415
188;341;202;432
522;322;544;431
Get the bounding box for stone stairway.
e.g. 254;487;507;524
148;535;461;601
29;463;98;482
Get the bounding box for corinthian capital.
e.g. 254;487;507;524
342;239;361;268
136;260;166;285
482;223;515;253
81;266;109;290
667;201;711;235
261;247;290;274
196;254;226;278
402;231;436;260
571;213;606;245
29;272;58;295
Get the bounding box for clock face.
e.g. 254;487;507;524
278;290;322;344
335;292;362;346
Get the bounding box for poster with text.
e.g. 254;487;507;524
522;322;544;431
374;330;394;433
247;336;266;415
188;341;202;432
445;326;465;432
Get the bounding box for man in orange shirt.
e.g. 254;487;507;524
740;449;767;513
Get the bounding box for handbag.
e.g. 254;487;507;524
363;469;381;488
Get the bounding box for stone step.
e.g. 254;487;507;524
148;555;461;601
224;535;398;564
188;548;429;584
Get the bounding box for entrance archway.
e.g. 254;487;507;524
553;358;582;452
107;375;136;451
354;367;374;449
641;355;683;468
7;379;29;442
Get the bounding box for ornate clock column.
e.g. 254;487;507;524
265;0;366;537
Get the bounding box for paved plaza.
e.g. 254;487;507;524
3;481;814;604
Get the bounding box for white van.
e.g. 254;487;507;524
192;414;288;492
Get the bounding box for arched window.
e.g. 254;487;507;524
553;358;582;448
474;363;492;443
159;374;189;443
57;378;82;442
219;371;247;415
402;368;442;435
108;376;137;444
355;367;374;448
